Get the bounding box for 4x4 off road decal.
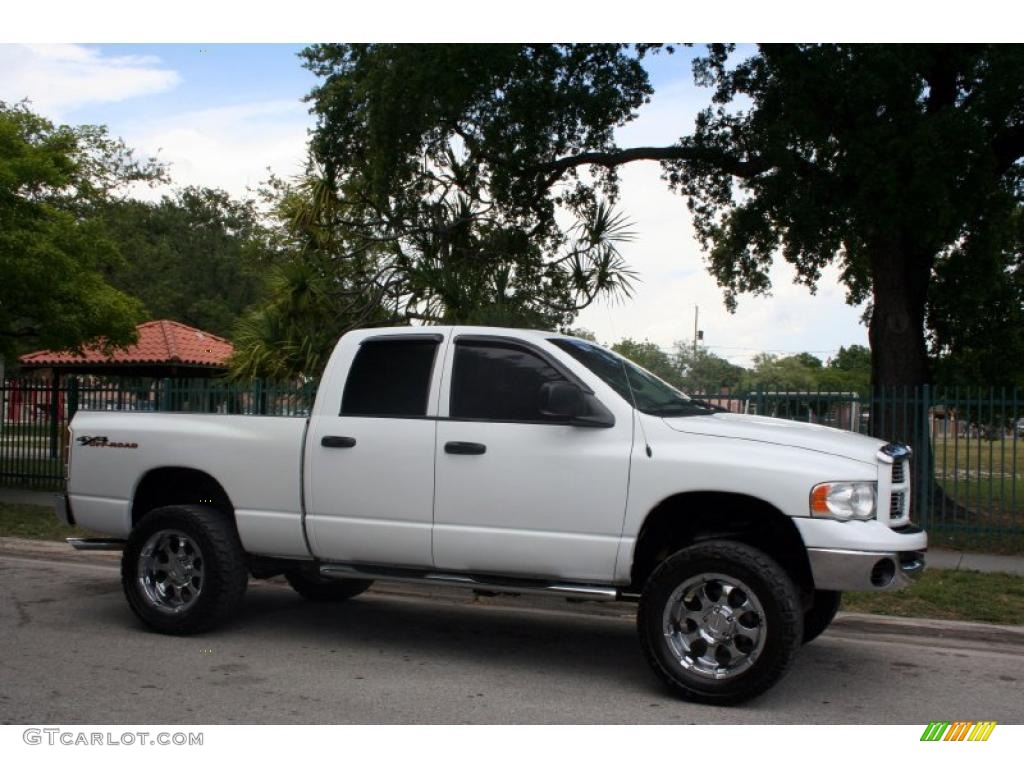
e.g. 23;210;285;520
920;721;997;741
76;435;138;449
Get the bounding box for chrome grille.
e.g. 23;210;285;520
892;461;905;484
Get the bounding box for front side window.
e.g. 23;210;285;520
550;337;711;417
450;341;567;422
341;338;439;417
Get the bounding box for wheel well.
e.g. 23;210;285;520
629;492;813;597
131;467;235;526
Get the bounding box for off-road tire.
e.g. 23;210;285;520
285;570;373;602
121;505;248;635
637;540;803;705
802;590;841;644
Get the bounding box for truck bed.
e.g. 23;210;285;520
67;412;310;558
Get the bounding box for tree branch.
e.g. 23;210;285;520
535;145;770;181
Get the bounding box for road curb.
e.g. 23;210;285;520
831;612;1024;648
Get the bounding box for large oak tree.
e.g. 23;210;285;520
301;44;1024;388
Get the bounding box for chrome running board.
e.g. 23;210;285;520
319;563;620;601
67;537;126;551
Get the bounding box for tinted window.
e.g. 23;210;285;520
450;341;566;421
550;337;711;417
341;339;439;417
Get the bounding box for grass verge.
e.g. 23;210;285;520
0;502;100;541
841;569;1024;625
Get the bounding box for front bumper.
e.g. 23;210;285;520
807;547;926;591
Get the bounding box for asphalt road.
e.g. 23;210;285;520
1;552;1022;724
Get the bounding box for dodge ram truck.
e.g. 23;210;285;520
57;326;926;703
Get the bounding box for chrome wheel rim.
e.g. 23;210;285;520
138;529;204;614
662;572;767;680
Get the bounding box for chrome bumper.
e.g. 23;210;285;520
807;548;926;592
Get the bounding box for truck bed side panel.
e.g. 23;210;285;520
67;412;309;558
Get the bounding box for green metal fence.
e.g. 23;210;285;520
690;387;1024;536
0;377;317;490
2;377;1021;536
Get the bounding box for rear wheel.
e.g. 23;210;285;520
285;569;373;602
121;505;248;635
637;541;803;705
802;590;842;644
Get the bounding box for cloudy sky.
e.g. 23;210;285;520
0;43;868;365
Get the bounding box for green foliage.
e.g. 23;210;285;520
101;187;273;338
930;204;1024;387
673;344;747;393
670;45;1024;386
289;45;644;352
228;173;396;380
0;101;164;361
303;45;1024;386
606;335;870;394
610;339;681;385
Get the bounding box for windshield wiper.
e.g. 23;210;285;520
645;402;714;417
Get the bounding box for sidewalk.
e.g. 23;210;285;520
4;487;1023;576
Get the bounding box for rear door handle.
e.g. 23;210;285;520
322;435;357;448
444;441;486;455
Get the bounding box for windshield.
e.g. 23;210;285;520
549;338;712;417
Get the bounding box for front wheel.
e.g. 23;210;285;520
637;541;803;705
121;505;249;635
802;590;842;644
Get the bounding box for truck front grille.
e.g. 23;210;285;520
887;459;911;525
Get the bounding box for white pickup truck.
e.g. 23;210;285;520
58;326;926;704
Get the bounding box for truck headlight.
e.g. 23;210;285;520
810;482;877;520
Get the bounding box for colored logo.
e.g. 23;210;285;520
920;721;996;741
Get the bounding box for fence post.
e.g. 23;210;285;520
255;379;266;416
160;378;172;412
68;377;79;422
49;373;60;459
918;383;932;528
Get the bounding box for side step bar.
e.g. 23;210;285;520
67;538;126;551
319;563;620;601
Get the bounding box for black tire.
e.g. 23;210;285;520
802;590;841;644
637;541;803;705
285;569;373;602
121;505;248;635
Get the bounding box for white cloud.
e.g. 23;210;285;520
0;44;180;117
122;99;312;200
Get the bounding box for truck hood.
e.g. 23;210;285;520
662;412;885;465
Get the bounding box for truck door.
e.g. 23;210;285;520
305;333;444;567
432;334;634;583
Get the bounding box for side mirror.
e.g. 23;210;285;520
538;381;585;420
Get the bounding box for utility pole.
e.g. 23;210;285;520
693;305;699;357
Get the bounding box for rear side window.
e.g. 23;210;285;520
341;338;440;417
450;341;566;421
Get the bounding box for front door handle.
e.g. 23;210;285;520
444;441;486;455
322;435;357;448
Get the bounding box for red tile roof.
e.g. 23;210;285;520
19;320;234;368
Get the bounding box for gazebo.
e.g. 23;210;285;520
19;319;234;379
